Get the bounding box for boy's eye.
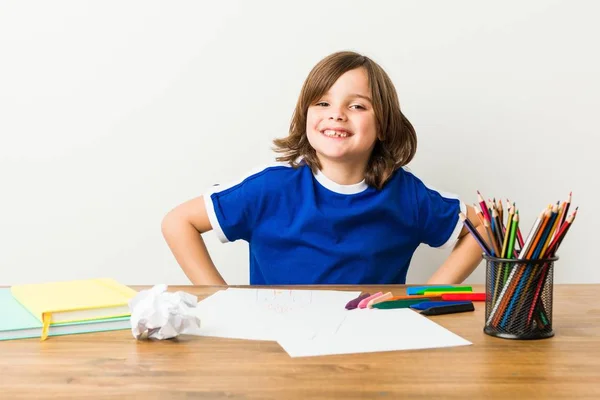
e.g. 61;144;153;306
350;104;365;110
314;102;365;109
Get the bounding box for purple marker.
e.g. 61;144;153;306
345;293;371;310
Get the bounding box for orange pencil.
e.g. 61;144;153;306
542;202;563;251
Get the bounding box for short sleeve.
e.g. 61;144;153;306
203;170;268;243
414;178;466;249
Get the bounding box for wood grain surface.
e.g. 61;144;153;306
1;284;599;399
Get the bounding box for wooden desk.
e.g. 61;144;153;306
1;284;599;399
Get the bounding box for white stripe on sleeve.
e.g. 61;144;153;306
202;162;292;244
402;167;466;249
203;187;230;243
439;200;467;249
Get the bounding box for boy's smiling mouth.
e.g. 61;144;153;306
320;128;353;139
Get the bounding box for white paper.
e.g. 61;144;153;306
187;288;472;358
193;288;360;341
193;290;277;340
129;284;202;340
277;308;472;357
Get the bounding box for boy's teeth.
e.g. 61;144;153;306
324;130;348;138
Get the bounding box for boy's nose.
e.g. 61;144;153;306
328;109;347;121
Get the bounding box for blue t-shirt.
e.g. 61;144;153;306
204;163;465;285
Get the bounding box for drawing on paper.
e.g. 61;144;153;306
255;290;314;313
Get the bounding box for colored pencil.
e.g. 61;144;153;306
500;205;514;259
477;190;492;222
503;211;519;281
526;210;578;325
547;207;578;256
483;218;500;257
474;203;485;226
513;203;525;249
491;208;504;251
558;192;572;229
474;190;578;335
459;212;491;256
509;209;519;254
486;207;544;326
497;198;503;224
502;203;560;328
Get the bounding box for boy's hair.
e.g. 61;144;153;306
273;51;417;189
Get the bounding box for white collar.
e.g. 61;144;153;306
313;169;368;195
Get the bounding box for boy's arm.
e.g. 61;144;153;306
161;196;227;285
426;204;485;284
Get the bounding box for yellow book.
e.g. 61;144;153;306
10;278;137;340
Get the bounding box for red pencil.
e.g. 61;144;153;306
477;190;492;222
547;207;578;256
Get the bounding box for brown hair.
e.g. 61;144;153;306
272;51;417;189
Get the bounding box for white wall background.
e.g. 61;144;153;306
1;0;597;286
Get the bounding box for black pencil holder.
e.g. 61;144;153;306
483;254;558;340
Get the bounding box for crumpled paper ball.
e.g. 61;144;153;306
129;284;202;340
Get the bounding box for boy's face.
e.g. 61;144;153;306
306;67;377;170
